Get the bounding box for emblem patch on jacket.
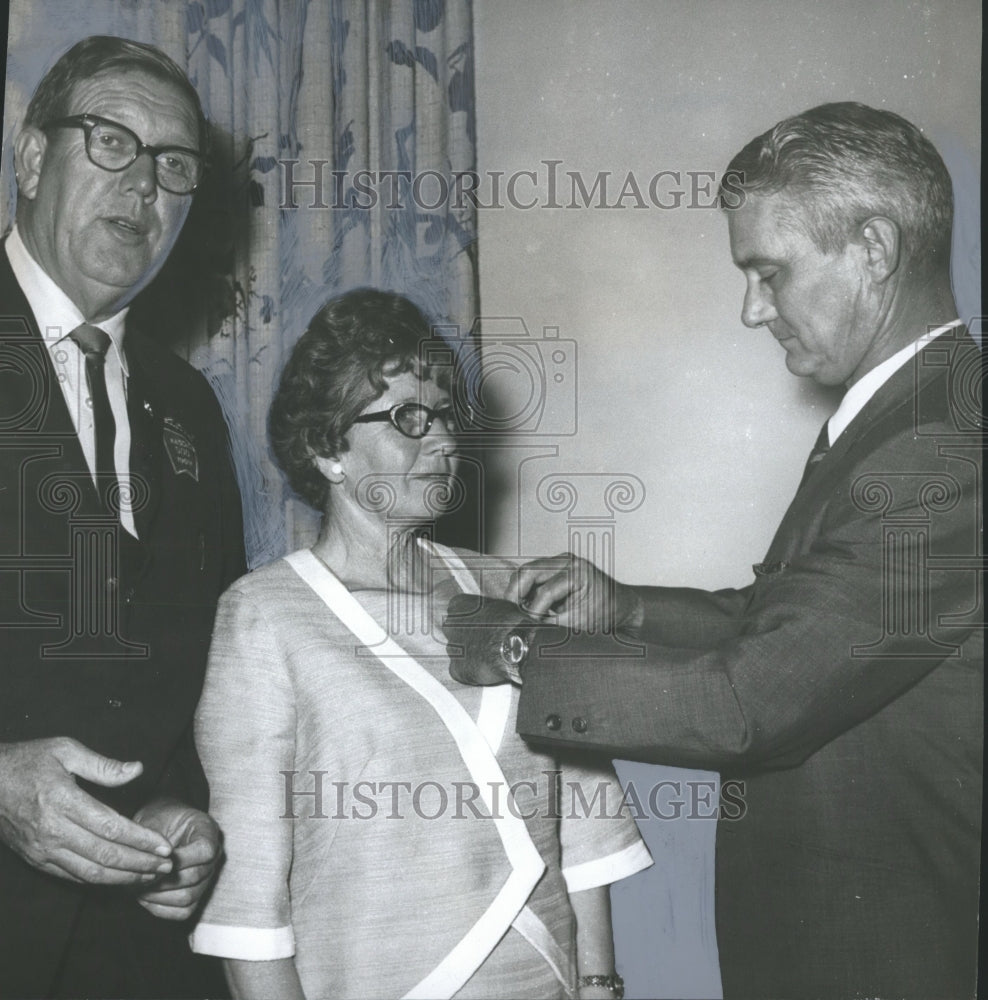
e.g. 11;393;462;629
162;417;199;481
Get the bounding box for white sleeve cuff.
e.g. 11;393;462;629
562;839;653;893
190;922;296;960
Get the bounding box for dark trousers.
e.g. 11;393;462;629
43;890;228;1000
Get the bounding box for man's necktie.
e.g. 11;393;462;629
798;420;831;490
70;324;116;491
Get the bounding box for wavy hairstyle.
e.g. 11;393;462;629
719;102;953;269
269;288;451;511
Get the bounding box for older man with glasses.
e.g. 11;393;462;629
0;35;244;999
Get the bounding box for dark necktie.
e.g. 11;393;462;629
70;324;116;489
798;420;831;490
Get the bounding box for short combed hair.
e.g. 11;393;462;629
719;102;953;267
25;35;208;156
269;288;451;512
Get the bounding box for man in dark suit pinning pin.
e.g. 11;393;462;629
447;103;982;999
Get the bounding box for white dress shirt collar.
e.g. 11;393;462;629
827;319;964;446
6;224;139;538
5;223;130;373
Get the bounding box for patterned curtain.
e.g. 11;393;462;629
2;0;479;566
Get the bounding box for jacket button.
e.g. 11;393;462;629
545;714;562;731
572;716;589;733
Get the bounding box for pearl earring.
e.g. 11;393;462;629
331;462;343;476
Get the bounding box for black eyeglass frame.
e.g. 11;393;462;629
42;113;204;195
351;401;473;440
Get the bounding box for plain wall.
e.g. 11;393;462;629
474;2;980;997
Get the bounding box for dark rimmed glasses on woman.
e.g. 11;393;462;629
352;401;473;439
42;114;204;195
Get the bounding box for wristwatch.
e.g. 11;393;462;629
498;625;535;684
578;973;624;998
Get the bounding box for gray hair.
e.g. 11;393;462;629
25;35;208;157
719;102;952;269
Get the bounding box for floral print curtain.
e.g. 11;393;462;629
2;0;479;564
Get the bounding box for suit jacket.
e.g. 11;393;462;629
0;250;246;998
514;329;983;999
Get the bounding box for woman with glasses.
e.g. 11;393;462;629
190;289;650;1000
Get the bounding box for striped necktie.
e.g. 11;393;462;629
70;324;116;492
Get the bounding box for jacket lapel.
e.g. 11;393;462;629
123;337;165;542
761;337;957;564
0;251;100;513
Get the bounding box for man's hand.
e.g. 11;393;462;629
506;553;643;632
444;594;548;685
0;737;175;885
133;799;223;921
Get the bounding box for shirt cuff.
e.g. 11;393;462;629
190;922;295;961
562;839;653;893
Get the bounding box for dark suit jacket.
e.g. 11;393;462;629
515;329;982;999
0;250;246;998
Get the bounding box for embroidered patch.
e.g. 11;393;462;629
162;418;199;481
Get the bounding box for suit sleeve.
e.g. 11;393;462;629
517;423;981;769
633;584;749;647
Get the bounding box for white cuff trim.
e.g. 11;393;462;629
562;839;653;893
190;922;295;960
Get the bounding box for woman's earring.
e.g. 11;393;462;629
314;455;345;482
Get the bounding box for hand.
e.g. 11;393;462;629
0;737;175;885
444;594;539;685
133;799;223;921
506;553;643;633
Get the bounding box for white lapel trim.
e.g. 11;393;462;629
512;905;576;993
284;549;544;1000
420;540;513;754
474;683;513;755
